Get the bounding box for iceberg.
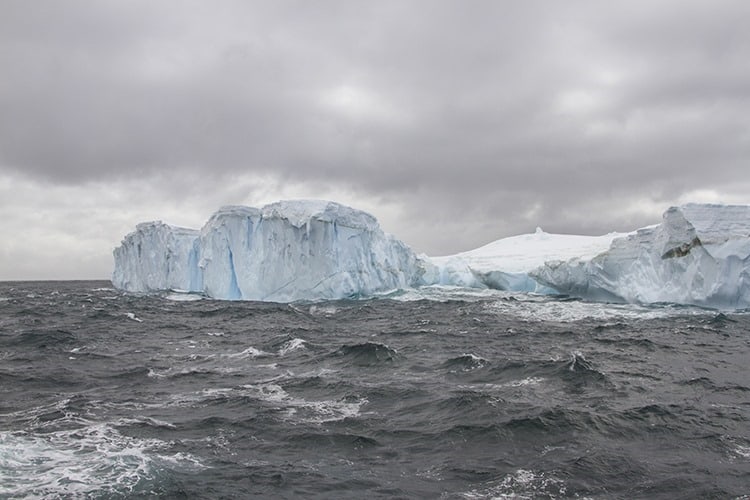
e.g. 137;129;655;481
429;228;623;293
531;204;750;309
113;200;750;308
113;200;430;301
112;222;201;293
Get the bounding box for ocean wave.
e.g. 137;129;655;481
456;468;567;499
443;353;489;372
0;421;204;498
484;297;708;322
222;346;271;359
333;342;401;366
163;291;204;302
278;338;307;356
239;383;366;423
385;285;514;302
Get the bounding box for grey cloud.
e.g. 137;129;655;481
1;0;749;266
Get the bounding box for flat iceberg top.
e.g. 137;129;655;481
131;221;200;237
208;200;379;231
678;203;750;244
433;228;625;273
210;205;262;220
262;199;379;230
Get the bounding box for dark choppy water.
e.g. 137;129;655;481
1;281;749;499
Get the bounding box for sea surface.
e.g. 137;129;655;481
1;281;749;499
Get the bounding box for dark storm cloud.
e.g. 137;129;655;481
1;0;750;257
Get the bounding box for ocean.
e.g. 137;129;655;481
1;281;749;499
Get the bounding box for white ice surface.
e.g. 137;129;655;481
112;222;201;293
532;204;750;309
113;201;750;309
428;228;624;293
113;200;430;301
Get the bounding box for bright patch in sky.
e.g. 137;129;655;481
320;85;410;125
556;89;605;115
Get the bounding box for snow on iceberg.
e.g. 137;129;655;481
531;204;750;308
113;200;431;301
428;228;623;293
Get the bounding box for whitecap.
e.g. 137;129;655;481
462;353;487;365
0;422;205;498
308;305;339;316
458;468;566;499
278;338;307;355
503;376;545;388
115;416;177;429
459;377;546;393
255;363;279;370
125;312;143;322
239;383;366;423
164;292;203;302
485;297;705;323
387;285;512;302
223;346;270;359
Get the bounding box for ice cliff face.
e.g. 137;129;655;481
532;204;750;308
198;200;429;301
113;200;430;301
112;222;201;293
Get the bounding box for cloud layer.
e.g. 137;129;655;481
2;0;749;279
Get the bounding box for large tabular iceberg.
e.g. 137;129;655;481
532;204;750;309
113;200;750;308
113;200;430;301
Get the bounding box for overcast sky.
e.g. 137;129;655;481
2;0;749;280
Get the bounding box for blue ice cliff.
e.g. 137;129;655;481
113;200;432;301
